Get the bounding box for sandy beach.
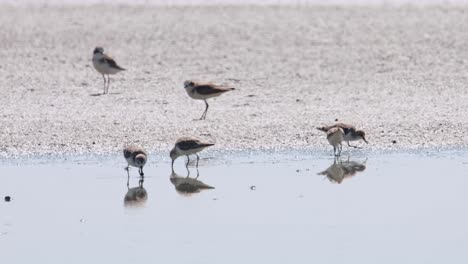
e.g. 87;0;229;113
1;5;468;157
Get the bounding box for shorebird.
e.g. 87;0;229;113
92;47;125;94
123;145;147;177
317;123;368;148
170;137;214;168
183;80;235;120
327;127;344;156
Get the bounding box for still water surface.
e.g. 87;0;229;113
1;150;467;263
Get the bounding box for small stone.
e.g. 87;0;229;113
335;118;339;121
392;140;397;144
4;196;11;202
296;169;300;172
250;186;256;190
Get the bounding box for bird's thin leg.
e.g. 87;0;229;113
139;178;144;187
139;167;144;177
186;155;190;168
126;171;130;189
200;100;209;120
102;74;106;94
333;146;337;156
106;76;111;94
195;154;200;168
195;166;200;179
338;144;342;156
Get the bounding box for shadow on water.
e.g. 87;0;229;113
170;167;214;196
124;172;147;207
317;156;367;184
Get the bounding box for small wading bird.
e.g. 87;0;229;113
317;123;368;148
184;80;235;120
327;127;344;156
170;137;214;168
123;145;147;177
92;47;125;94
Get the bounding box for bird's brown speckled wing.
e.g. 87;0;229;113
194;84;234;95
99;54;125;70
176;137;214;150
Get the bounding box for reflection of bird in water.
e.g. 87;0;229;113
124;177;148;206
317;157;367;184
170;169;214;196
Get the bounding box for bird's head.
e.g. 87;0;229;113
356;130;368;144
184;80;195;89
134;153;147;167
93;47;104;54
169;148;178;161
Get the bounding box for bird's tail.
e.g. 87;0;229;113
221;87;235;92
199;183;215;189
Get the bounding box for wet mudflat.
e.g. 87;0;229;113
1;150;467;263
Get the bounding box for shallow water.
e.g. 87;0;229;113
1;150;468;263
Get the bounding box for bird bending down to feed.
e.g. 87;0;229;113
317;123;368;148
327;127;344;157
183;80;235;120
123;145;147;177
92;47;125;94
170;137;214;168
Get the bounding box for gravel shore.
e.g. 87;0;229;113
1;5;468;157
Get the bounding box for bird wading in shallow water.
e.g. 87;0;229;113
92;47;125;94
170;137;214;168
317;123;368;148
326;127;344;157
123;145;147;177
183;80;235;120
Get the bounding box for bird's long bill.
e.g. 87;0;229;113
363;137;369;144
